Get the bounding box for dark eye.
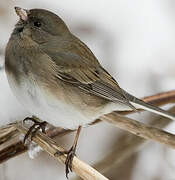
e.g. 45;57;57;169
17;27;24;33
33;21;41;27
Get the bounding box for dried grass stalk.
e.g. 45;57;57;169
14;122;109;180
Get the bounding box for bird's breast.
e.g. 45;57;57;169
5;71;100;129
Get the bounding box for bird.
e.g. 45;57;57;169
5;7;175;177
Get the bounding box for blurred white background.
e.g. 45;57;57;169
1;0;175;179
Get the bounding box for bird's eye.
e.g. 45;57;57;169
33;21;41;27
17;27;24;33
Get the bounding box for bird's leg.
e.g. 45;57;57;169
54;125;82;178
65;125;82;177
23;116;47;144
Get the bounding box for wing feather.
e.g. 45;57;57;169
41;35;136;110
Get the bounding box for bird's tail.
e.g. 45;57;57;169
124;91;175;121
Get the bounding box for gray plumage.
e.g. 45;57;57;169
5;8;175;130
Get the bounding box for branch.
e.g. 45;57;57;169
0;91;175;177
0;126;72;162
101;112;175;149
1;90;175;163
14;122;108;180
93;106;175;174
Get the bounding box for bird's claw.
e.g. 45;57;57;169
65;146;76;178
54;146;76;178
23;117;47;144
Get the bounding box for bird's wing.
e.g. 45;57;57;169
44;37;136;110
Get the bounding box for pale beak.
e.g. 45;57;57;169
14;7;29;21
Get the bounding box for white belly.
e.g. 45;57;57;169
6;74;93;129
6;73;132;129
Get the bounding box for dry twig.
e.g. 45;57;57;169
1;90;175;179
101;112;175;149
14;122;108;180
93;106;175;174
1;90;175;162
1;90;175;163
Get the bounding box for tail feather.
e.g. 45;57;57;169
123;90;175;121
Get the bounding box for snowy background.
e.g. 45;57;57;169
1;0;175;179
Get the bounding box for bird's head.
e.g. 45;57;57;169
13;7;70;43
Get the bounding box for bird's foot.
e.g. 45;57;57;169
23;116;47;144
54;146;76;179
55;126;81;178
64;146;76;178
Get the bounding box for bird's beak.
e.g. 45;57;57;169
14;7;29;21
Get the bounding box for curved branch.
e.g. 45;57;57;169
0;90;175;168
15;122;108;180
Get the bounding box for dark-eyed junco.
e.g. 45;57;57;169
5;7;175;176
